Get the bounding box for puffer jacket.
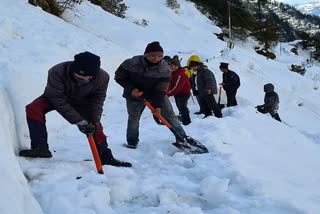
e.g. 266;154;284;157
263;83;279;112
190;65;218;96
114;55;171;108
43;61;109;124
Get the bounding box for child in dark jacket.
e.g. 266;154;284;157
256;83;281;122
167;56;191;125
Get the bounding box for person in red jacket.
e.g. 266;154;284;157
167;56;191;125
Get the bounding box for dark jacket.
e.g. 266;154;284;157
261;83;279;112
190;65;217;96
43;61;109;124
222;70;240;92
114;55;171;108
167;67;191;96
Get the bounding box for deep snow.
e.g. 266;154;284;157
1;0;320;213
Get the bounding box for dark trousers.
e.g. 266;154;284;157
126;96;186;145
257;107;281;122
196;95;205;113
199;94;222;118
174;94;191;125
270;112;281;122
226;89;238;107
25;96;107;149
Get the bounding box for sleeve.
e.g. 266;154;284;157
114;60;136;95
44;69;83;124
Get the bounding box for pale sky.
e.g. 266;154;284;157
277;0;317;5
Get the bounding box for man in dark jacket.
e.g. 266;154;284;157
189;61;222;118
219;62;240;107
256;83;281;122
19;51;132;167
114;41;187;149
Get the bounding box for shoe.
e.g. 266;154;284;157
107;158;132;167
202;114;213;119
125;143;137;149
19;147;52;158
194;111;204;115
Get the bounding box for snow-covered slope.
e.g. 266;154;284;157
1;0;320;213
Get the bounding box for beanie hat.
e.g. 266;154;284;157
71;51;101;76
219;62;229;69
144;41;164;54
169;55;181;67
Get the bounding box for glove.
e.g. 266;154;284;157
77;120;96;134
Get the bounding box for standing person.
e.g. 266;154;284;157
167;56;191;125
114;41;188;149
19;51;132;167
256;83;281;122
186;55;205;115
189;60;222;118
219;62;240;107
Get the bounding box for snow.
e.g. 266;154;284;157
1;0;320;213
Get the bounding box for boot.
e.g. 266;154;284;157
96;142;132;167
194;111;204;115
19;147;52;158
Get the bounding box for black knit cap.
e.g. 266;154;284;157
144;41;164;54
71;51;101;76
169;55;181;67
219;62;229;69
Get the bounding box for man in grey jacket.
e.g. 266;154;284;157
115;41;187;149
189;61;222;118
19;51;131;167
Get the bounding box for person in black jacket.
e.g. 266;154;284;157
256;83;281;122
219;62;240;107
189;61;222;118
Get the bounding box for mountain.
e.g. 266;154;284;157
295;0;320;16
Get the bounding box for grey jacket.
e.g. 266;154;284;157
258;83;279;113
114;55;171;108
43;61;109;124
190;65;217;96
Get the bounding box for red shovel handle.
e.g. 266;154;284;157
87;134;104;174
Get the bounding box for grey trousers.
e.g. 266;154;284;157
126;96;186;145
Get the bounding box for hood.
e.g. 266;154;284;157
264;83;274;93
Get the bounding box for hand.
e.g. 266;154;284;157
155;108;161;115
207;89;211;95
77;121;96;135
219;83;225;86
131;88;143;97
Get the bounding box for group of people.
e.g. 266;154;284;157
19;41;281;168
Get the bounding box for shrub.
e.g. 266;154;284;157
89;0;127;18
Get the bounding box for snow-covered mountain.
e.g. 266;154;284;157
1;0;320;214
296;0;320;16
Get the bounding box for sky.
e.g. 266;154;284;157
277;0;318;5
1;0;320;213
